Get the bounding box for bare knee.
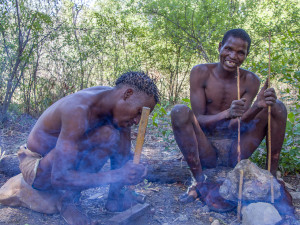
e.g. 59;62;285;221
89;125;120;147
171;104;192;128
274;100;287;119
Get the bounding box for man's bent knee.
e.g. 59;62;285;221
89;125;120;146
274;100;287;118
171;104;192;128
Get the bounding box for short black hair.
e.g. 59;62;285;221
115;71;160;103
222;29;251;54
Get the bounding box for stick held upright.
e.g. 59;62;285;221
133;107;151;164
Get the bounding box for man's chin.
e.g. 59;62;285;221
223;64;237;72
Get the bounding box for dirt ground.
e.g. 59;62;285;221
0;114;299;225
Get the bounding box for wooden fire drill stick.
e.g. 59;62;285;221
237;67;244;221
237;170;244;222
129;107;150;204
133;107;151;164
268;31;275;204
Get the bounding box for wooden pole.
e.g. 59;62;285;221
237;66;241;163
133;107;151;164
267;31;272;172
268;31;274;204
237;67;244;221
237;170;244;222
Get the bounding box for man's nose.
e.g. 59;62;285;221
229;51;238;59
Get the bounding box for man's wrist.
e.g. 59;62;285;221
253;100;263;109
225;109;231;119
109;169;123;184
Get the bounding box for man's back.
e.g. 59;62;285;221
27;86;112;156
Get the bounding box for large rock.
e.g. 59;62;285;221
219;159;281;202
242;202;282;225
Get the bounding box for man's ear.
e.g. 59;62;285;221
123;88;134;100
218;42;222;52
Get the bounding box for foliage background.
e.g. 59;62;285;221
0;0;299;174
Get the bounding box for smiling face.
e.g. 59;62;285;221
218;36;248;72
113;88;156;128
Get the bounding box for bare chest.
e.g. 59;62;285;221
204;78;244;114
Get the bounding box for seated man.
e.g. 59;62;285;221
171;29;292;213
0;71;159;225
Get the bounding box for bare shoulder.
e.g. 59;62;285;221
190;63;216;83
241;68;260;86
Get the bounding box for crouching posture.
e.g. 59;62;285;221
171;29;293;215
0;71;159;225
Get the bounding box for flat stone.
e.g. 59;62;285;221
241;202;282;225
107;203;150;225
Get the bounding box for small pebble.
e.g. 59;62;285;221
211;219;220;225
178;214;188;222
202;205;210;213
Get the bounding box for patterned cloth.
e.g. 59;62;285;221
17;145;42;186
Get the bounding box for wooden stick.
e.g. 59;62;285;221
268;31;274;204
267;31;272;172
271;175;274;203
237;66;241;163
236;67;244;221
133;107;151;164
237;170;244;222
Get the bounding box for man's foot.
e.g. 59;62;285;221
179;182;236;212
179;184;200;203
105;189;144;212
179;182;212;204
204;185;236;212
61;202;97;225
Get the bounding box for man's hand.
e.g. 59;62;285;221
227;98;246;119
120;160;147;185
255;80;277;108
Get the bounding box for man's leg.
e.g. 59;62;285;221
105;127;139;212
59;124;120;225
171;105;237;211
230;100;287;176
229;101;293;216
171;104;217;182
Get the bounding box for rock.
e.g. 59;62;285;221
211;219;220;225
0;154;20;177
201;205;210;213
277;171;282;179
201;166;232;185
290;192;300;200
276;216;300;225
177;214;188;222
219;159;281;202
241;202;282;225
284;182;296;191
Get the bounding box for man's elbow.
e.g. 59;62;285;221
51;172;67;189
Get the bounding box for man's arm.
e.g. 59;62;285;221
50;108;140;190
107;127;133;200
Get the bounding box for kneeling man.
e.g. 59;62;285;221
171;29;292;213
0;71;159;225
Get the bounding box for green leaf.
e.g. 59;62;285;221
288;112;295;123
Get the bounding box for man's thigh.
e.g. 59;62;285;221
229;117;267;166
